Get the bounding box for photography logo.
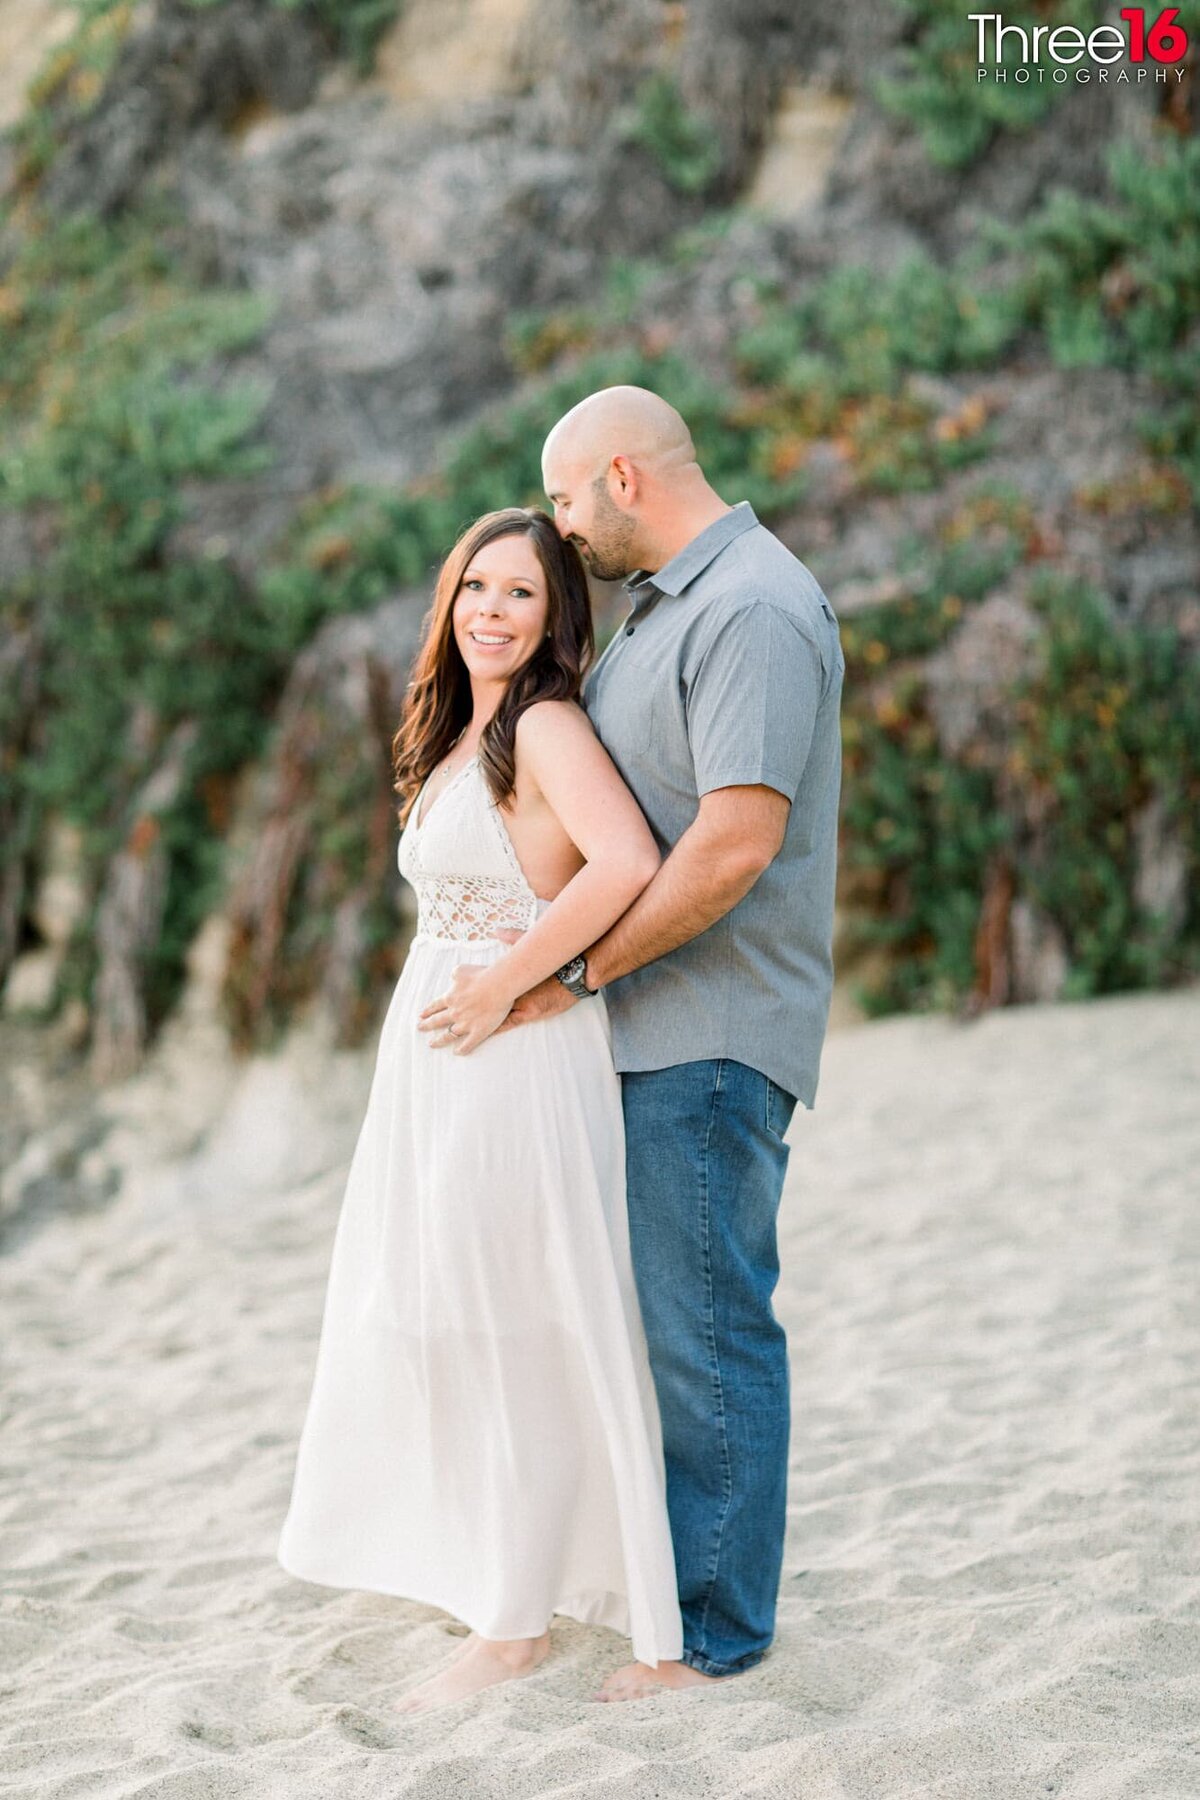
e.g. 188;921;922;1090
971;8;1190;83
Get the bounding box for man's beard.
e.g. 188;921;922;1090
577;480;636;582
576;541;631;582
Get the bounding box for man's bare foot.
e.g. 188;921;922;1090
394;1629;551;1714
595;1658;731;1702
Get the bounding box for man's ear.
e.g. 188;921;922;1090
609;454;638;507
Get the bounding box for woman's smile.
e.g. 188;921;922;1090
452;534;551;678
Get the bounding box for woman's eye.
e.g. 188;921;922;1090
462;579;482;591
511;587;532;599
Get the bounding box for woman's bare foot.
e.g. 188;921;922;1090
394;1629;552;1714
595;1658;730;1702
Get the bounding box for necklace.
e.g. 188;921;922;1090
436;731;473;780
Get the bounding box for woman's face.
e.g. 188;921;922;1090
452;533;550;684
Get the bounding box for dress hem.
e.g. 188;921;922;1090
276;1546;683;1664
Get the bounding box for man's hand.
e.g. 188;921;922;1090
485;925;580;1035
492;973;578;1034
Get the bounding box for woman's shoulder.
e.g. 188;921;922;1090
513;699;600;792
514;697;594;747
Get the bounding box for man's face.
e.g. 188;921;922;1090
543;455;637;583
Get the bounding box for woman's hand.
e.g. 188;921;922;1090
417;962;517;1055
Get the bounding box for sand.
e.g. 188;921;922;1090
2;983;1198;1798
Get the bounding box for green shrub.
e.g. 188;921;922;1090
274;0;402;74
622;74;723;195
875;0;1110;169
988;135;1200;383
1009;575;1200;993
733;254;1015;497
6;2;1197;1046
841;690;1010;1014
839;571;1200;1014
735;128;1200;503
0;205;285;1030
737;251;1022;397
263;344;805;631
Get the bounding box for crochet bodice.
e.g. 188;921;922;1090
398;756;544;943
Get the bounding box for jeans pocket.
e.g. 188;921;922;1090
764;1076;797;1144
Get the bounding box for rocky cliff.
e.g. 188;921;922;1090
1;0;1197;1164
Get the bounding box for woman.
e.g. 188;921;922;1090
276;506;684;1712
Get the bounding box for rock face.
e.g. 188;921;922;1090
25;0;731;548
91;720;199;1083
177;94;678;512
0;606;43;979
747;85;857;219
12;0;1170;544
1;0;1194;1082
375;0;537;109
0;0;76;132
40;0;328;218
220;592;428;1055
771;365;1199;648
923;593;1043;763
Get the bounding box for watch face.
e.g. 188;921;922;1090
557;954;591;995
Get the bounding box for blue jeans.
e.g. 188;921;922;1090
621;1058;797;1676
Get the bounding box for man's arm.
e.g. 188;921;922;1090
496;597;822;1030
585;598;823;988
584;783;789;988
492;785;787;1030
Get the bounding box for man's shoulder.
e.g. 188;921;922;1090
692;526;836;648
732;523;834;612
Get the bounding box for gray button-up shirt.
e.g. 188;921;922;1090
582;501;844;1108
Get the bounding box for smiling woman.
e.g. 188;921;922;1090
276;504;681;1712
455;536;549;671
393;507;594;824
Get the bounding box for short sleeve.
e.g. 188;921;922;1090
687;602;824;802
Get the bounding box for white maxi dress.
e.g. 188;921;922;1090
276;755;684;1665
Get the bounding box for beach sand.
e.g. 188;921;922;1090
2;984;1198;1798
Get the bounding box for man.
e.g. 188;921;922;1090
523;384;844;1699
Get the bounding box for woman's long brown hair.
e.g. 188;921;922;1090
392;508;594;826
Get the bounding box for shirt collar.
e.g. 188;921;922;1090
625;501;759;607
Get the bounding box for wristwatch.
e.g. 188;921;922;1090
554;953;596;999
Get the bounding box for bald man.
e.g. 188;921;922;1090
504;385;845;1699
